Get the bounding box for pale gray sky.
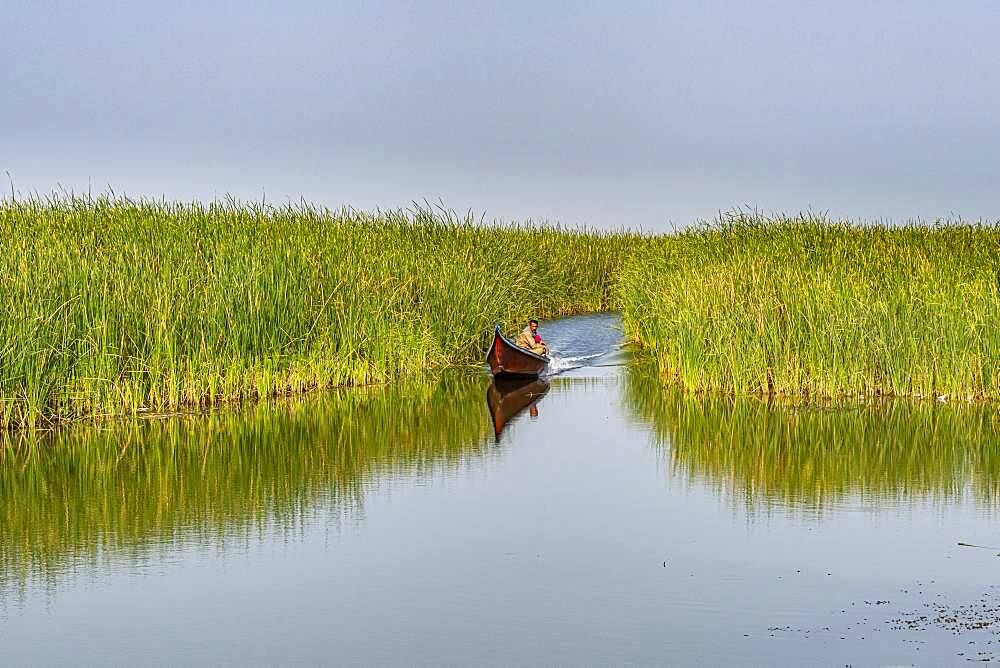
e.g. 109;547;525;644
3;1;999;230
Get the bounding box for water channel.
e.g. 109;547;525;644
3;313;1000;665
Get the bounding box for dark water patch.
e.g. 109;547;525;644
762;584;1000;663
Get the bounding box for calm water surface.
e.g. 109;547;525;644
3;314;1000;665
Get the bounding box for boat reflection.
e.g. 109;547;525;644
486;377;550;438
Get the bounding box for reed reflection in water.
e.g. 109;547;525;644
625;362;1000;510
0;371;494;595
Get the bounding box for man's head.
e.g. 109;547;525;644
529;319;539;333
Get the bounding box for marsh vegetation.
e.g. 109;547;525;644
0;196;637;429
619;212;1000;401
4;198;999;433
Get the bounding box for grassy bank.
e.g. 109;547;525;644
620;213;1000;401
0;196;638;429
9;198;998;426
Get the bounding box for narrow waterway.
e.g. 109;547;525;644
3;314;1000;665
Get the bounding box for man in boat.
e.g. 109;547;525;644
515;319;548;356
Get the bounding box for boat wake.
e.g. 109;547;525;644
545;351;606;376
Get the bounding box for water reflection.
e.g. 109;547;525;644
0;371;493;593
485;377;550;438
9;349;1000;607
625;363;1000;510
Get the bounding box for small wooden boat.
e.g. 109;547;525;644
486;377;550;438
486;325;549;378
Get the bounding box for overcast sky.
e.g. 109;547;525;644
3;1;998;230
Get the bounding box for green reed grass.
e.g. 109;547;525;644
620;212;1000;401
0;195;639;429
625;362;1000;510
0;370;492;592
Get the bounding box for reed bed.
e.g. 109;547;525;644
625;363;1000;510
620;212;1000;401
0;370;492;592
0;195;638;429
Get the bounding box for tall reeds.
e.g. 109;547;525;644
0;195;638;428
620;212;1000;401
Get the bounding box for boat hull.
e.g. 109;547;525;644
485;326;549;378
